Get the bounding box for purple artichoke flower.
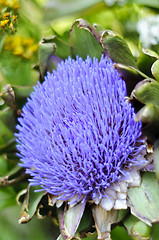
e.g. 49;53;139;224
16;55;147;214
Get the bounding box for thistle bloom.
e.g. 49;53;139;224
16;55;147;211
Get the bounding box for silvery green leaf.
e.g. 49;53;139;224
128;172;159;226
62;201;86;239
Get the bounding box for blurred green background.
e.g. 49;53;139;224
1;0;159;239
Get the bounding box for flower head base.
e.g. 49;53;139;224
16;55;147;210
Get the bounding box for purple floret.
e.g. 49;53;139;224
16;56;145;202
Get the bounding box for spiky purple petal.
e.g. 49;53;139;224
16;55;146;202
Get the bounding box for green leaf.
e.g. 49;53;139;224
114;63;145;96
77;205;93;232
134;104;159;142
0;107;16;133
70;19;103;59
123;214;152;239
132;80;159;107
131;221;152;239
6;164;22;178
0;187;16;211
12;85;34;109
141;49;159;59
117;209;129;222
0;138;16;155
38;40;56;78
151;60;159;82
44;35;71;60
18;185;45;224
128;172;159;226
0;155;8;176
152;223;159;240
135;104;159;124
111;226;132;240
0;121;15;149
0;35;6;52
137;49;158;78
0;54;38;87
123;214;139;235
100;31;136;67
38;36;71;77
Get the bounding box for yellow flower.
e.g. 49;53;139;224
12;15;17;21
0;1;19;34
3;12;10;19
0;0;20;9
0;19;9;28
4;36;38;59
9;21;13;29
